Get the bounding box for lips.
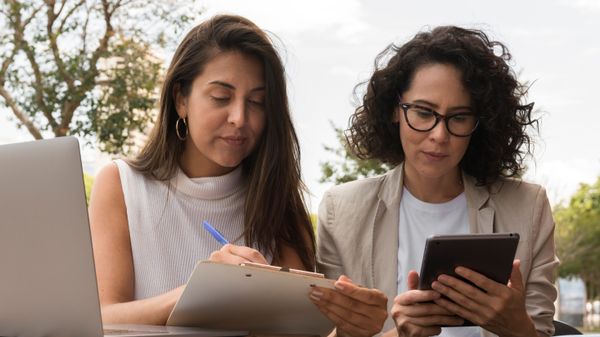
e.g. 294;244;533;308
221;136;246;146
423;151;448;160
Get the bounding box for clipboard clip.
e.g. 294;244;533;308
240;261;325;278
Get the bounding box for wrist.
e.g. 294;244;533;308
501;316;537;337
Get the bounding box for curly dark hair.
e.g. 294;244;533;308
347;26;537;185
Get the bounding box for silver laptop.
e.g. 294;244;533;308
0;137;246;337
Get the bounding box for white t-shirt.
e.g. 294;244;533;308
397;186;480;337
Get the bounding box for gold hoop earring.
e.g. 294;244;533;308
176;117;188;141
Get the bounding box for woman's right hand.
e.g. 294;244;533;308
208;243;269;265
391;270;464;337
310;275;388;337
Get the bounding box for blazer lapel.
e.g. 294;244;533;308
463;173;494;234
371;165;404;305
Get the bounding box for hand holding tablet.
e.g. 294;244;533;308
418;233;520;326
418;233;520;291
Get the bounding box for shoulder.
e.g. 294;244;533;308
91;162;125;204
480;177;553;236
88;163;129;239
322;172;389;206
319;167;401;223
92;160;154;203
94;162;121;189
488;177;548;205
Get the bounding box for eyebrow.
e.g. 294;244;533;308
208;80;265;92
412;99;472;111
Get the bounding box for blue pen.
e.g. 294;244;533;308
203;220;229;245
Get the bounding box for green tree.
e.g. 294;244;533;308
0;0;198;155
319;122;392;185
554;177;600;300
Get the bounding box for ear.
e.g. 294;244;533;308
173;83;187;119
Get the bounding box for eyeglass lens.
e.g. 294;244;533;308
404;105;478;136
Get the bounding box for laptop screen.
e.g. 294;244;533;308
0;137;103;337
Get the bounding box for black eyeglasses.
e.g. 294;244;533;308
399;102;479;137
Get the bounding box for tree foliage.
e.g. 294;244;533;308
554;177;600;299
83;171;94;203
319;122;392;185
0;0;199;154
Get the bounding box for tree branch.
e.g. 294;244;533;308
0;86;43;139
1;2;45;84
56;0;85;37
88;0;117;77
59;0;118;133
10;1;58;130
78;1;91;61
45;0;75;92
22;3;44;27
54;0;67;19
0;47;18;85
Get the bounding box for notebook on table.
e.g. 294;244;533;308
0;137;246;337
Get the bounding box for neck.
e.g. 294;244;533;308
403;165;463;203
179;146;235;178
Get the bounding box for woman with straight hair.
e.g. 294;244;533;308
89;14;386;333
314;26;558;337
89;13;314;324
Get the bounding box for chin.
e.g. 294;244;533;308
416;165;454;179
216;157;245;169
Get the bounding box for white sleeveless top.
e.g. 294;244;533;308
115;159;247;300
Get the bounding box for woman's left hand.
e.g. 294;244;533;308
310;275;388;337
431;259;537;337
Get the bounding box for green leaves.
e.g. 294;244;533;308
554;177;600;299
0;0;201;154
73;34;162;154
319;122;391;185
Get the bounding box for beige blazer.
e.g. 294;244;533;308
317;164;559;337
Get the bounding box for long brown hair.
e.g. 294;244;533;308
129;15;315;270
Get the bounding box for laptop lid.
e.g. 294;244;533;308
0;137;103;337
0;137;247;337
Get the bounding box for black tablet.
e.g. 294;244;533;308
418;233;520;326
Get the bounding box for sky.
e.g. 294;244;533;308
2;0;600;212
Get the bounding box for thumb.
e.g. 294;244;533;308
339;274;353;283
407;270;420;290
508;259;524;291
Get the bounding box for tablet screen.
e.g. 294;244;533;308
417;233;520;326
419;233;519;290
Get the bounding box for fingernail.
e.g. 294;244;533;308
334;282;345;291
310;290;322;302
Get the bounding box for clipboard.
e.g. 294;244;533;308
166;261;335;335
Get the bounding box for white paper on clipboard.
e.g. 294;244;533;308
166;261;335;336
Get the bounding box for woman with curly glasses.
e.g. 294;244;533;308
313;26;558;337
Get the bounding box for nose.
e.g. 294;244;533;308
227;99;246;128
428;118;450;143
